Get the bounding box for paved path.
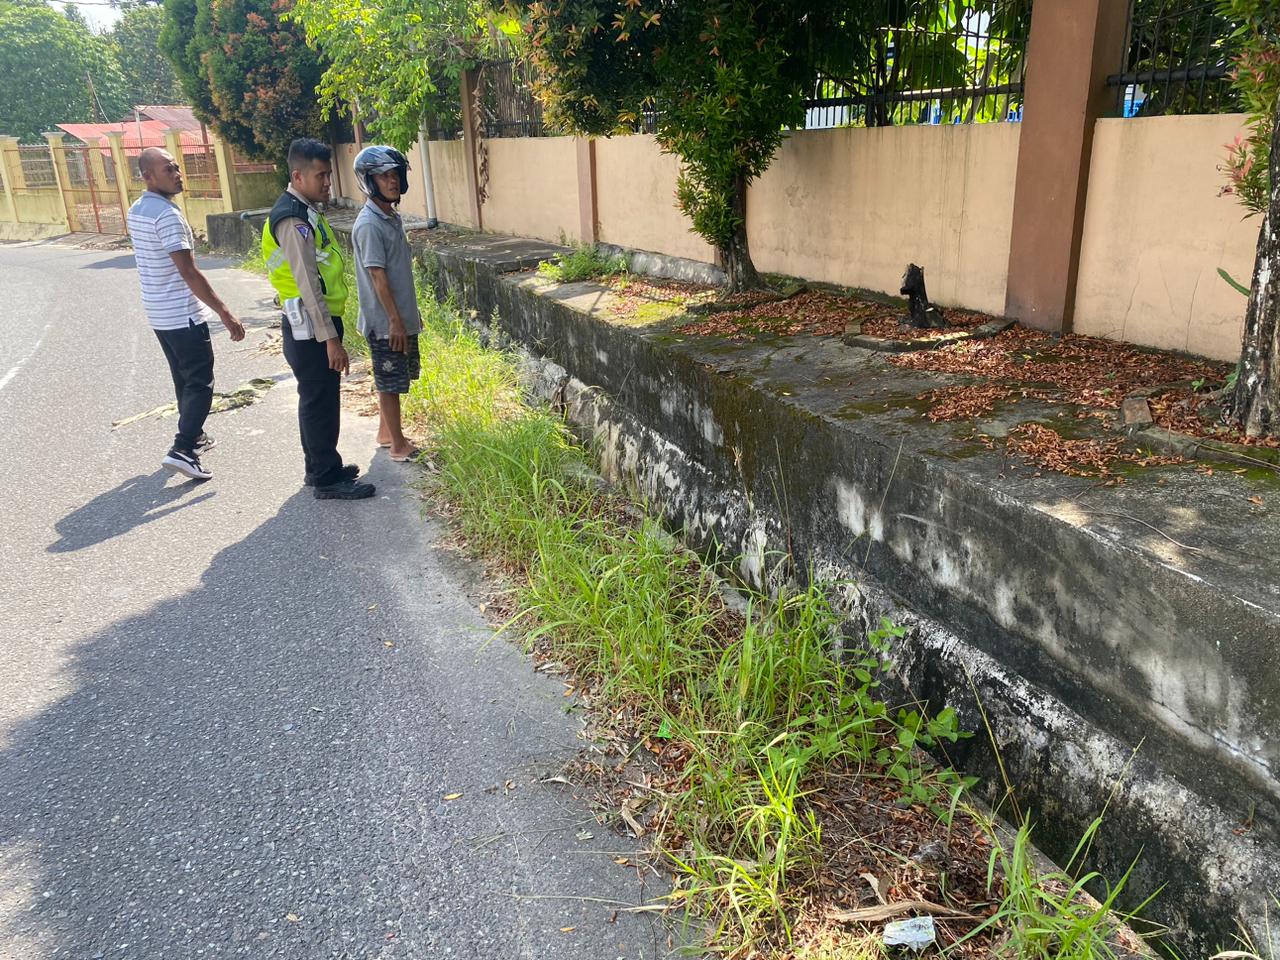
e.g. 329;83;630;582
0;239;673;960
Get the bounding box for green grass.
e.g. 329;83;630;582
339;258;368;360
1209;894;1280;960
353;267;1153;957
397;275;988;950
538;244;630;284
239;249;267;275
953;814;1151;960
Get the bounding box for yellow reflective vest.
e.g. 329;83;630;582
261;191;348;318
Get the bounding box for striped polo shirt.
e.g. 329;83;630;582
127;191;213;331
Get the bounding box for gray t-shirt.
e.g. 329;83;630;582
352;201;422;339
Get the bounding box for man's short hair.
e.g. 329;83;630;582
287;138;331;173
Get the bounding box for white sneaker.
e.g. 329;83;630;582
162;448;213;481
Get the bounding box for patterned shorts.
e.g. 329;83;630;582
368;335;421;394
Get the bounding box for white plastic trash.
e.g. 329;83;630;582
883;915;936;952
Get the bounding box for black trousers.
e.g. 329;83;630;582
281;316;346;486
154;320;215;454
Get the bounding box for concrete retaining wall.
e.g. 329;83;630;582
422;239;1280;958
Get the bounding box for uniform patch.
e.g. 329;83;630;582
295;223;312;239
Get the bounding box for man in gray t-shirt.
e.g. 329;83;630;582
352;146;422;462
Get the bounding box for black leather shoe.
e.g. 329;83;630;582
314;478;376;500
304;464;359;487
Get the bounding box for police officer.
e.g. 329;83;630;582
263;137;374;500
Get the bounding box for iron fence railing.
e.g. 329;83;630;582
803;0;1032;128
18;146;57;188
479;58;545;138
232;148;276;175
475;2;1032;137
1107;0;1244;116
182;136;222;199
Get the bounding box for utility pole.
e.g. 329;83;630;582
417;118;439;229
85;71;107;123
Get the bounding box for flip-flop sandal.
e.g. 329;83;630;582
377;441;392;448
390;449;420;463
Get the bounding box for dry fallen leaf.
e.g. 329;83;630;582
383;641;394;648
613;856;632;866
560;926;576;933
367;603;378;611
443;792;463;801
1249;496;1265;505
286;914;301;923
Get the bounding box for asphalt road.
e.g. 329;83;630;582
0;239;676;960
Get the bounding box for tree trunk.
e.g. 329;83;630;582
1231;96;1280;438
721;173;761;293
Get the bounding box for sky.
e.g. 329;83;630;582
48;0;123;32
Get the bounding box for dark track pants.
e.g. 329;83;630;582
154;320;215;454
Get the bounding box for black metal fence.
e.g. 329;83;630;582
474;2;1033;137
1107;0;1244;116
472;0;1243;136
803;0;1033;129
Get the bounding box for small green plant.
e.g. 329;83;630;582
1219;267;1253;297
955;814;1155;960
240;250;268;275
1210;892;1280;960
1217;0;1278;218
537;244;630;284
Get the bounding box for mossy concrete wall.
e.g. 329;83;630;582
423;238;1280;958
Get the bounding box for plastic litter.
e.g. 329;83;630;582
882;915;936;952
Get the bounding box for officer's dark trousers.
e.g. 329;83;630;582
281;316;346;487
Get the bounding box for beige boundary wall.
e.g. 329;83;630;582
338;112;1260;362
749;124;1020;316
1073;114;1257;362
428;139;470;227
479;136;580;243
0;133;280;241
595;135;715;263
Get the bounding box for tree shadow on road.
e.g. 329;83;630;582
6;488;676;959
48;470;214;553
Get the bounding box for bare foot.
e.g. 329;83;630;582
389;443;418;462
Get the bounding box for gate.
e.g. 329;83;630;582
62;141;126;235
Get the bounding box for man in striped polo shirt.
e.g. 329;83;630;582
127;147;244;480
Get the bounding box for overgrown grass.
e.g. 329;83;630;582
957;814;1151;960
1210;895;1280;960
538;244;630;284
395;272;1150;957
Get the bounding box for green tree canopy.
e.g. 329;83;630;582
111;3;186;107
289;0;495;152
0;2;129;141
515;0;847;290
160;0;328;161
